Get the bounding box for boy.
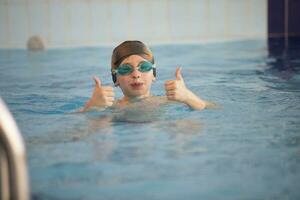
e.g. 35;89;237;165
81;40;209;112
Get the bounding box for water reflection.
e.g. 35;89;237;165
266;53;300;80
85;104;204;161
258;43;300;92
257;42;300;154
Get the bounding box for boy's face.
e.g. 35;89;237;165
115;55;156;98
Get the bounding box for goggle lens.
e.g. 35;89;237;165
117;64;132;75
139;61;153;72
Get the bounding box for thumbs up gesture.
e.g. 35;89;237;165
164;67;188;102
165;67;207;109
82;76;115;111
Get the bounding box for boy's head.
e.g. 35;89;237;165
111;40;156;84
111;41;156;98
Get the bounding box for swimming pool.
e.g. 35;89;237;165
1;40;300;199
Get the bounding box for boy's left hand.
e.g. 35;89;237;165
164;67;207;110
164;67;189;103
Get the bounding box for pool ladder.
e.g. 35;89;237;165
0;98;30;200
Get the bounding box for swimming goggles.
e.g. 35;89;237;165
112;61;155;76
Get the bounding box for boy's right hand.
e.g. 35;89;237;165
84;76;115;110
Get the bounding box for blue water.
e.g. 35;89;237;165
1;40;300;200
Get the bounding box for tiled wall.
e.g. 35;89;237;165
0;0;267;49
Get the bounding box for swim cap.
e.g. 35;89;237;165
111;40;156;83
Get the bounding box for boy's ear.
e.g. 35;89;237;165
114;77;120;86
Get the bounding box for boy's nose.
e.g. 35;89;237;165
131;68;141;79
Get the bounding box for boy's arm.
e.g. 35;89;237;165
182;89;207;110
164;68;212;110
79;76;115;112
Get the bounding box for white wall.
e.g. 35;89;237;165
0;0;267;49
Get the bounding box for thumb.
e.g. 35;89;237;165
93;76;102;88
175;67;183;81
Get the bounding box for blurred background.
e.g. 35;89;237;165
1;1;300;199
0;0;267;48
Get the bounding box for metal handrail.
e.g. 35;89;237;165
0;98;30;200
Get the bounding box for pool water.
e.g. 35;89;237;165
1;40;300;199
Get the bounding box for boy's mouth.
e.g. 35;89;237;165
130;82;143;89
